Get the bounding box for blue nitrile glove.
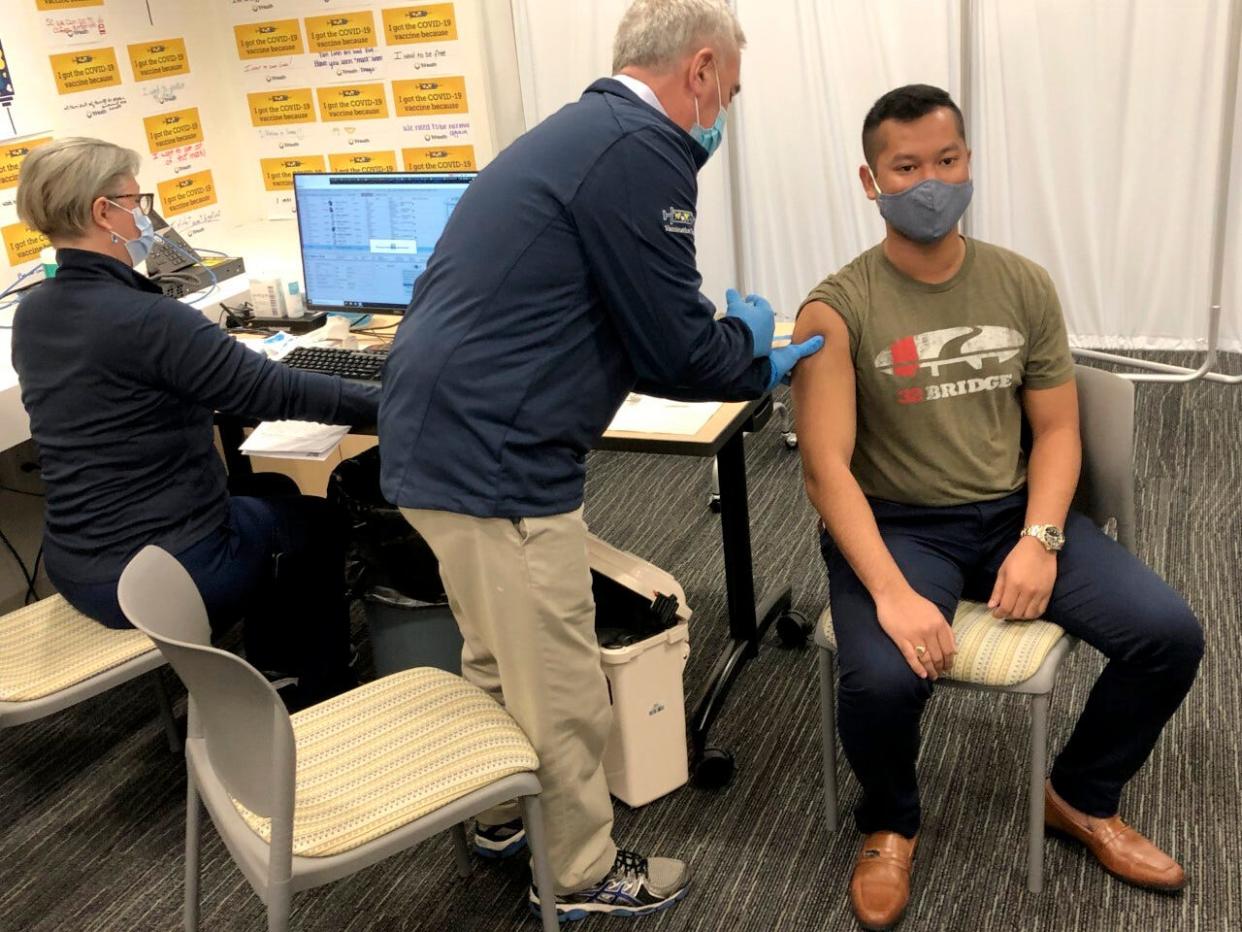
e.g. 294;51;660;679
724;288;775;358
766;336;825;390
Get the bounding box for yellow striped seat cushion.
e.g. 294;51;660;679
0;595;157;701
818;600;1067;687
231;667;539;858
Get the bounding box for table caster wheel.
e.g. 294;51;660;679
692;748;735;789
708;494;721;513
776;610;811;647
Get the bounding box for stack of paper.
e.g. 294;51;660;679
239;420;349;461
607;394;721;435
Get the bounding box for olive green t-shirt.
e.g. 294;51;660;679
801;237;1074;506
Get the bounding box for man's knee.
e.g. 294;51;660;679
1131;601;1204;675
839;659;933;712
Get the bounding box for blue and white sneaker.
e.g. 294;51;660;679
473;818;528;859
529;850;690;922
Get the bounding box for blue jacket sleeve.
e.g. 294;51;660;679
570;128;770;399
136;296;380;425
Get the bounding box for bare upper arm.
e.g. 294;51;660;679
1022;377;1079;438
792;301;857;476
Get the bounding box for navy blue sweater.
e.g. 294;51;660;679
11;248;379;583
378;79;770;517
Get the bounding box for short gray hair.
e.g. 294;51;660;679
16;137;141;241
612;0;746;73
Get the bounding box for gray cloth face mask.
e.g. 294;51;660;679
871;173;973;244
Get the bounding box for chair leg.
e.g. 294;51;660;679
185;772;202;932
520;795;558;932
152;672;181;753
451;822;473;878
818;648;839;832
267;883;291;932
1028;693;1051;894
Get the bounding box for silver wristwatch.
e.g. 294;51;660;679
1021;524;1065;552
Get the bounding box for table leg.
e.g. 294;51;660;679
215;415;254;486
688;427;794;787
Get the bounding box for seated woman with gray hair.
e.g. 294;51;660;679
11;137;378;707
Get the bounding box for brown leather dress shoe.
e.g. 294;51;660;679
1044;780;1186;891
849;831;918;930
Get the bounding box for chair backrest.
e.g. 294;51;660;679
117;546;295;822
1071;364;1138;552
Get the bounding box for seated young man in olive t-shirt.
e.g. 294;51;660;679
792;85;1202;931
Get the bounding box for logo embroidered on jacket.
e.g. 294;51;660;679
661;206;695;235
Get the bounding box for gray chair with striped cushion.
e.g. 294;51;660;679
816;364;1137;893
118;545;558;932
0;593;178;749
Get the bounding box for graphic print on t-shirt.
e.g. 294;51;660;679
874;325;1025;406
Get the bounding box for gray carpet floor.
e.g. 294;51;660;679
2;355;1239;932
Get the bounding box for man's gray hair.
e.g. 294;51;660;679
16;137;141;241
612;0;746;73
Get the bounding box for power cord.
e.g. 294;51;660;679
0;267;43;327
0;524;41;605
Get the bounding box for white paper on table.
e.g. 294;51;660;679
606;394;721;435
239;420;349;461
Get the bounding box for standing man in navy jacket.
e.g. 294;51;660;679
379;0;821;921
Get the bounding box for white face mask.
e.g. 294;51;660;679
106;200;156;266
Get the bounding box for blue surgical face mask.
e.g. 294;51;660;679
107;200;156;266
869;171;973;244
690;63;727;158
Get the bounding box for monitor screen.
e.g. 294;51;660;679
293;171;474;313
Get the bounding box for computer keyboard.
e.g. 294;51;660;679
282;346;388;382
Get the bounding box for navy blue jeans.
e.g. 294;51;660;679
51;494;355;700
821;490;1203;838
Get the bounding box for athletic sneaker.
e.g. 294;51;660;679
473;818;528;859
529;849;690;921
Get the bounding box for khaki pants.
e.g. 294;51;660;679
400;506;617;894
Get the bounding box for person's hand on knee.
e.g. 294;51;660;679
875;587;956;679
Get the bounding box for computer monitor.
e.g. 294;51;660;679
293;171;475;314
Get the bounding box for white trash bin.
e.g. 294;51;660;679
587;535;693;807
600;621;691;807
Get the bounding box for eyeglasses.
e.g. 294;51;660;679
102;192;155;215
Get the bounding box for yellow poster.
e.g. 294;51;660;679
259;155;326;191
36;0;102;8
392;76;468;117
2;222;51;266
234;19;305;60
328;150;397;173
247;88;316;126
128;38;191;82
157;169;218;217
382;4;458;45
0;137;53;190
49;47;122;95
305;12;378;53
402;145;476;173
317;83;388;122
142;108;204;154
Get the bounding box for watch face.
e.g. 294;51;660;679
1045;526;1065;549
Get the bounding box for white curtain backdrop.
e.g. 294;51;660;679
971;0;1238;350
1225;36;1242;353
510;0;743;311
509;0;1240;350
729;0;961;317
